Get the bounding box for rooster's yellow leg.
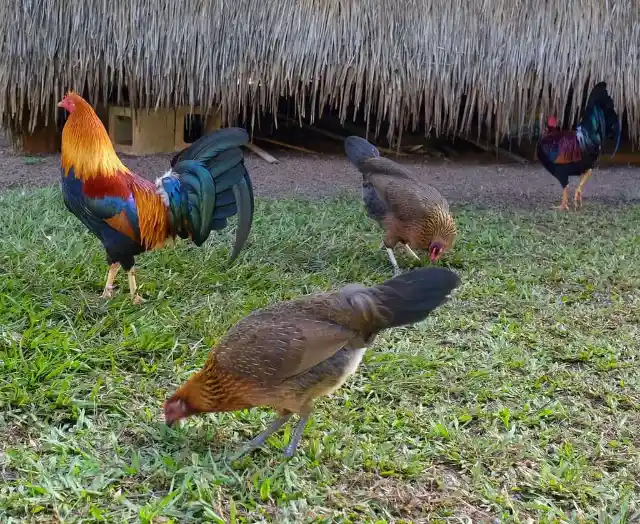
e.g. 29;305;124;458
574;169;592;209
127;268;145;304
553;187;570;211
101;263;120;299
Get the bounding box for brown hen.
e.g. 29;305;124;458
345;136;457;275
164;267;461;457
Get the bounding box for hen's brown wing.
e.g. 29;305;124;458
213;308;364;387
357;156;416;181
368;174;448;221
356;157;448;219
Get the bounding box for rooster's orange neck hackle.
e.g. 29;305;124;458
60;91;130;180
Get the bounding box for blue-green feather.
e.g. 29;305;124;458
158;128;255;254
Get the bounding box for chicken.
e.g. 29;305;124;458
164;267;461;457
344;136;457;275
58;92;254;303
537;81;621;210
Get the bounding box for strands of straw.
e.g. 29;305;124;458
1;0;637;144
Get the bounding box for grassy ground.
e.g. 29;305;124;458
0;188;639;523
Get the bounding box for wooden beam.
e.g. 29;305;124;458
254;137;319;155
245;142;279;164
463;137;528;164
496;146;528;164
297;122;410;157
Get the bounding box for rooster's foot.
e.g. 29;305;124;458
553;187;570;211
101;263;121;299
233;413;294;458
132;294;146;305
101;288;115;299
127;269;145;305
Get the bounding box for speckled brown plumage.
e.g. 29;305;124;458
345;136;457;273
164;267;461;457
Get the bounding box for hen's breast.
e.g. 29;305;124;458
278;346;367;408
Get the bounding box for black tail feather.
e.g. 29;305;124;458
229;173;254;263
581;82;621;156
368;268;461;328
344;136;380;166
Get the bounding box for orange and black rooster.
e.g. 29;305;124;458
537;82;621;210
58;92;254;303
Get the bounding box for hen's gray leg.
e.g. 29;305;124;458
403;244;420;261
283;413;311;457
239;413;293;455
385;248;401;276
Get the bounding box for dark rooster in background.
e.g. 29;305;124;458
58;92;254;303
537;81;621;210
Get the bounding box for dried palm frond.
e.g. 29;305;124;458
0;0;637;144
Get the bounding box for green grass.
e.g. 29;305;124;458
0;188;639;523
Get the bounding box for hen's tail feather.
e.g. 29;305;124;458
580;82;621;158
157;127;254;257
344;135;415;181
344;268;461;331
344;136;380;166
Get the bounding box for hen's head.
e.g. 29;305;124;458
428;240;446;263
427;210;457;263
163;377;209;426
163;397;199;426
163;367;243;426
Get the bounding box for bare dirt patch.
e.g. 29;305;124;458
2;132;639;208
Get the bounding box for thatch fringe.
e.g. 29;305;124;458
1;0;638;144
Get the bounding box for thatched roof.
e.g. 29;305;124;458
1;0;638;143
